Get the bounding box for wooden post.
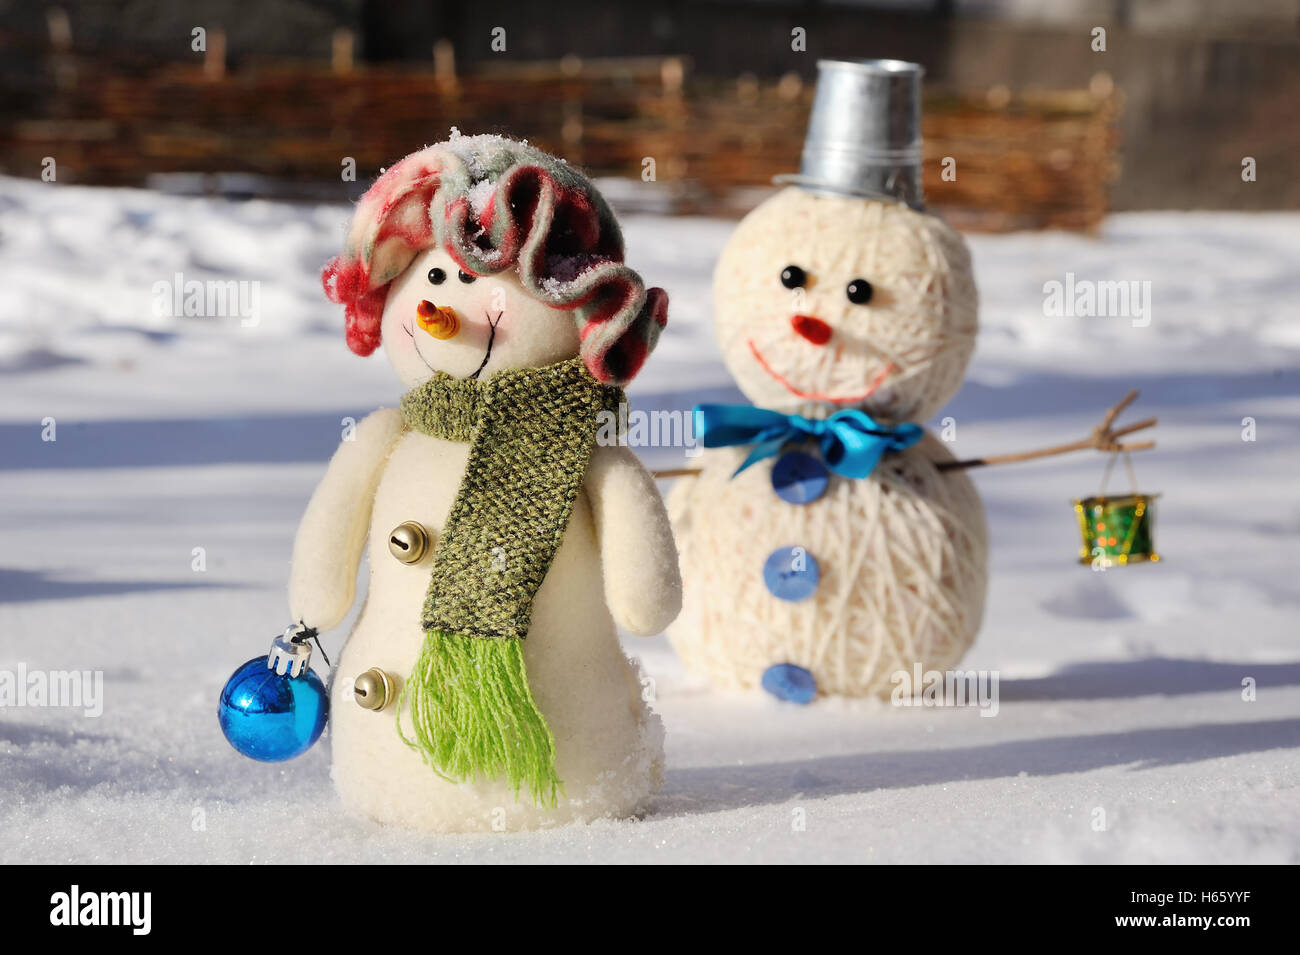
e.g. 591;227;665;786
561;101;584;162
560;55;584;163
332;29;355;75
46;7;72;50
736;72;759;103
46;7;76;89
777;71;803;101
660;57;688;195
434;38;457;91
661;56;684;98
204;28;226;81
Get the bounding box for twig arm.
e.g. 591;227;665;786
1110;417;1157;440
1100;389;1139;433
936;391;1157;473
650;392;1158;479
936;439;1094;471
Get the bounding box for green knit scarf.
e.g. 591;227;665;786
396;357;623;807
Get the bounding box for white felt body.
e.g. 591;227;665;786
667;431;988;697
291;410;675;832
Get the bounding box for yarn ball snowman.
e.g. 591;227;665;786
293;134;680;831
666;185;988;700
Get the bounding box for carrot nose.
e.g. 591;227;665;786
416;300;459;340
791;314;832;346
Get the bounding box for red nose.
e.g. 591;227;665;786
791;314;833;346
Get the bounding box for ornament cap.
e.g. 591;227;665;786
268;624;315;678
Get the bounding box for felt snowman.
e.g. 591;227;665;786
288;135;679;831
667;60;988;702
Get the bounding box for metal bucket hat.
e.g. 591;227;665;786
775;59;926;210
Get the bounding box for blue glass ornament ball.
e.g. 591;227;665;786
218;656;328;762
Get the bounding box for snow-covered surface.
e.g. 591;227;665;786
1;175;1298;864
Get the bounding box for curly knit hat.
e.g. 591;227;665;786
321;133;668;386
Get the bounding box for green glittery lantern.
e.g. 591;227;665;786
1073;494;1160;567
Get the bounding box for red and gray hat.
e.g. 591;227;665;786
322;133;668;386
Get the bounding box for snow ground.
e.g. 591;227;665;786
1;175;1298;864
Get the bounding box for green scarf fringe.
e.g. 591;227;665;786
395;358;623;808
397;630;560;808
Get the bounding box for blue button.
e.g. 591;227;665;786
763;546;820;601
761;663;818;704
771;451;829;505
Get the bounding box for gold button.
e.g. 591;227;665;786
387;521;429;563
353;667;394;711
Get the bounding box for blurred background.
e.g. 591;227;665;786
2;0;1297;228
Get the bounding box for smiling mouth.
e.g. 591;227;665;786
746;339;894;404
406;311;503;378
405;320;439;374
470;310;503;379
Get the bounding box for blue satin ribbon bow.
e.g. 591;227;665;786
694;404;923;479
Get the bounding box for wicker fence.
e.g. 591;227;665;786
0;37;1121;231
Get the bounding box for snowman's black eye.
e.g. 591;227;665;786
846;278;873;305
427;267;446;285
780;265;806;289
457;270;477;284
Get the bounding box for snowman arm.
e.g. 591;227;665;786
936;391;1157;471
288;408;405;631
584;443;683;636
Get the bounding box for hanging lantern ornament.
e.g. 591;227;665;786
218;623;329;762
927;388;1160;567
1074;450;1160;568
